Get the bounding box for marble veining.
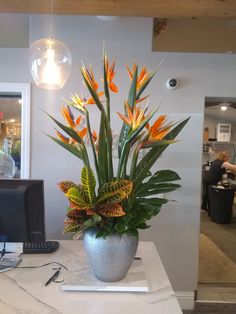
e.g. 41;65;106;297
0;241;183;314
0;272;62;314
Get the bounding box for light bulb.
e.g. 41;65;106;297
41;48;61;87
221;105;227;111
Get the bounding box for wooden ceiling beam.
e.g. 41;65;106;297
0;0;236;18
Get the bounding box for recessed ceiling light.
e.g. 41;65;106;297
221;105;228;111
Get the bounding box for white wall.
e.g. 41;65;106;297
1;14;236;309
204;114;236;141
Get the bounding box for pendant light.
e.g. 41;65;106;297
29;0;72;90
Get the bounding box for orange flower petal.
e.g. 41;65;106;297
92;130;98;141
60;106;75;129
78;127;87;138
55;130;69;144
109;82;118;93
117;112;131;126
150;115;166;136
75;115;82;126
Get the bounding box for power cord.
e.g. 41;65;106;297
15;261;68;271
0;241;6;260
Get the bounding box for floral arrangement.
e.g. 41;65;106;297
47;52;189;238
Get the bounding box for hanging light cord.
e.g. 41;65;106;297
49;0;54;39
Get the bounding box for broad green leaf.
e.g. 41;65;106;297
136;183;181;197
150;169;181;183
66;186;91;208
83;218;97;229
135;197;168;205
81;167;96;204
97;180;133;204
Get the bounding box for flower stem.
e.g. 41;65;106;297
116;141;129;179
129;144;140;181
85;111;101;186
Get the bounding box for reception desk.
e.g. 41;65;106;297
0;241;183;314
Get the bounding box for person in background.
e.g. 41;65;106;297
201;151;236;212
0;122;7;148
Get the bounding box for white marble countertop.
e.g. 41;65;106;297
0;240;183;314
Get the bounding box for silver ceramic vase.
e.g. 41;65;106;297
84;228;139;282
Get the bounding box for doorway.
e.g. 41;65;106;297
197;97;236;302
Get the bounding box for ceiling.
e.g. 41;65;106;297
0;1;235;124
0;0;236;18
205;97;236;123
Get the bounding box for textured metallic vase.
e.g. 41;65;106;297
84;228;139;282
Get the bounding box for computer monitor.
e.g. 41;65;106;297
0;179;45;242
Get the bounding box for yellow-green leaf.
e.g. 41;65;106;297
66;186;91;208
81;167;96;204
63;222;81;234
97;179;133;204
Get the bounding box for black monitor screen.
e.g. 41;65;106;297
0;179;45;242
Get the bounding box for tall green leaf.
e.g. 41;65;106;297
136;70;156;100
46;135;83;160
44;111;83;144
103;52;110;119
127;66;138;111
118;68;138;157
98;110;108;185
81;70;103;111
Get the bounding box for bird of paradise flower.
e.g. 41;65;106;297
46;51;189;238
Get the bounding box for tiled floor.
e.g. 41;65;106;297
197;284;236;302
198;209;236;304
186;209;236;313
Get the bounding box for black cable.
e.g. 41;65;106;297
0;242;6;260
1;261;68;271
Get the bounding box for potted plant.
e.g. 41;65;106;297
47;52;189;282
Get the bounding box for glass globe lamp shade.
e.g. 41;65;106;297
29;38;72;90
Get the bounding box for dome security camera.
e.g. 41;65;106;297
166;78;179;90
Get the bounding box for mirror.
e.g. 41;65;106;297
0;83;30;178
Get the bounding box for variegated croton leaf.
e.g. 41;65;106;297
81;166;96;204
97;203;126;217
97;179;133;205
